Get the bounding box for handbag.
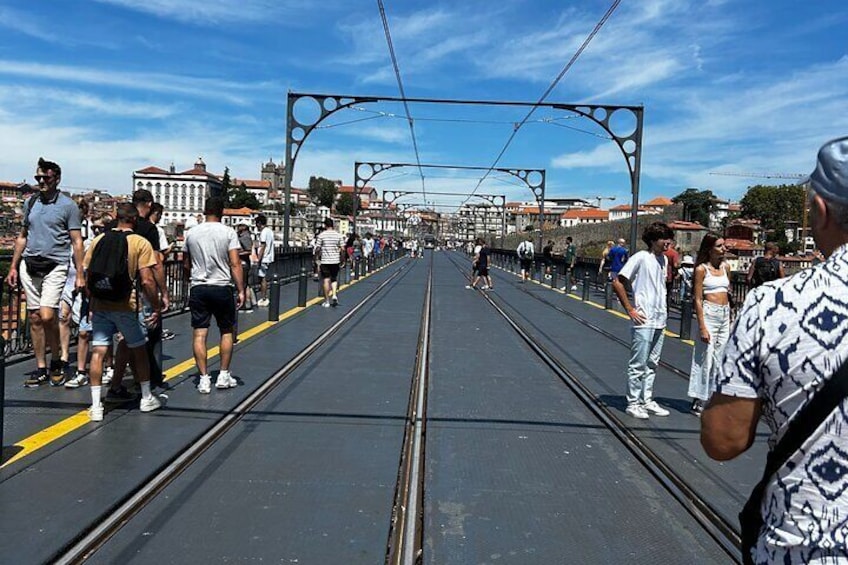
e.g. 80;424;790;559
739;358;848;564
24;255;59;278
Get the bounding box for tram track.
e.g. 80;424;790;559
52;258;421;564
443;250;741;563
491;256;692;381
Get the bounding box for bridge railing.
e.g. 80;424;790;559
488;248;752;310
0;248;313;358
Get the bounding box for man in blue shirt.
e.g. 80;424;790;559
6;158;84;387
607;238;629;280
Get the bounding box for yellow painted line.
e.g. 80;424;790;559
2;413;91;467
0;263;399;469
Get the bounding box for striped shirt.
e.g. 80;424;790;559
316;229;345;265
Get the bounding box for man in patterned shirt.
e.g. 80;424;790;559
702;135;848;563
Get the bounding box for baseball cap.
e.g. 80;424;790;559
802;136;848;205
682;255;694;265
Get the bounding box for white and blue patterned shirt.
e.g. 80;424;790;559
718;243;848;564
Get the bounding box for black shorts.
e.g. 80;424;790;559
189;285;236;331
477;266;489;277
520;258;533;271
320;263;340;282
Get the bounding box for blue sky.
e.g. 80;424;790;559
1;0;847;210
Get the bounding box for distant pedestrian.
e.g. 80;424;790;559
84;203;162;421
561;236;577;291
678;254;695;302
467;238;492;290
183;197;244;393
517;234;535;282
236;223;256;311
612;221;674;419
686;234;731;416
746;241;785;288
255;214;274;307
315;217;345;308
664;240;681;306
6;158;85;387
607;238;629;281
59;197;93;388
543;240;554;279
702;135;848;563
598;240;614;280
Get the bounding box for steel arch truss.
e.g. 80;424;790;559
284;92;642;249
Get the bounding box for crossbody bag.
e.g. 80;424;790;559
740;358;848;564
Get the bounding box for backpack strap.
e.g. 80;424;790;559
740;357;848;564
22;194;39;229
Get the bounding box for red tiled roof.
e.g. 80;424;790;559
668;220;706;231
135;166;170;174
223;207;254;216
516;207;540;215
724;238;759;251
180;168;220;178
234;179;271;189
644;196;674;206
610;204;652;212
561;209;609;220
338;185;375;195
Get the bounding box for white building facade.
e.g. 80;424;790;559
133;158;223;226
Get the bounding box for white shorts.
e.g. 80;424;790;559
258;262;272;278
20;260;69;310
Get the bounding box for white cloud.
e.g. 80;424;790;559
0;60;279;105
93;0;309;25
0;86;179;118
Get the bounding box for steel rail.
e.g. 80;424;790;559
444;251;741;563
492;261;691;380
386;253;432;565
52;259;414;564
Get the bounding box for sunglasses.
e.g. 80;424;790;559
34;175;53;183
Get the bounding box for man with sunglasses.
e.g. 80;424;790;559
6;158;84;387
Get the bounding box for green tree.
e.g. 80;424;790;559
739;184;805;244
229;183;262;209
335;193;358;216
307;176;338;209
221;167;233;205
672;188;716;227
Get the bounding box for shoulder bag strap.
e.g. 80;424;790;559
740;358;848;564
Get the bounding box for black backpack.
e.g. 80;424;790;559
87;230;134;302
751;257;779;287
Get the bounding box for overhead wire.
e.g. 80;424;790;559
376;0;427;204
459;0;623;209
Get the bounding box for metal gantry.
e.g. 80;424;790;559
284;92;643;251
353;161;542;245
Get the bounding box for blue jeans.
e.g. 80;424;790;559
627;326;665;405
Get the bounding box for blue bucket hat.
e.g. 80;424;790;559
803;136;848;205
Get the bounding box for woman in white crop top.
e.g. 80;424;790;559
687;234;731;415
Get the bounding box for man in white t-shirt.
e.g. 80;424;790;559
255;214;275;307
183;197;244;393
315;217;345;308
517;235;535;282
612;221;674;420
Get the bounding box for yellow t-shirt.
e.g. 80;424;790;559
84;229;157;312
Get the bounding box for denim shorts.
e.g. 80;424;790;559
91;310;147;348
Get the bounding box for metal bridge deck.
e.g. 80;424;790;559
0;251;762;563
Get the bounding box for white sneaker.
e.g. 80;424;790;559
570;285;578;291
65;371;89;388
322;301;331;308
140;394;163;413
197;375;212;394
216;370;237;389
643;400;670;417
481;285;489;290
89;403;104;422
625;404;649;419
102;366;114;386
465;285;472;289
